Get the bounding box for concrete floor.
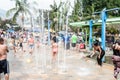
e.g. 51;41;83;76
1;44;116;80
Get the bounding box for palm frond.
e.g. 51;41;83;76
25;9;32;16
50;5;55;10
12;8;20;22
57;2;63;10
6;8;17;17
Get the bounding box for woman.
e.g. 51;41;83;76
8;36;16;54
91;40;105;66
112;40;120;79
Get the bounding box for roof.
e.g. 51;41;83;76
69;17;120;27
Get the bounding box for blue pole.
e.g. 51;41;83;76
48;12;51;46
101;9;107;51
89;20;93;50
101;9;107;62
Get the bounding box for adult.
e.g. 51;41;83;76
71;33;77;50
27;35;34;54
112;40;120;79
9;36;16;54
19;36;24;51
90;40;105;67
63;34;70;50
111;35;115;44
0;38;9;80
52;33;57;43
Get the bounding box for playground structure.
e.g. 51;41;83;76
70;8;120;50
40;8;120;65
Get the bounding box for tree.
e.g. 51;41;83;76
49;0;63;31
60;0;70;31
6;0;37;30
0;18;15;30
70;0;83;22
82;0;120;20
106;24;120;34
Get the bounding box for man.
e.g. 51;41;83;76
63;34;70;50
52;33;57;43
19;36;24;51
63;34;71;55
9;36;16;54
0;38;9;80
71;33;77;50
27;35;34;54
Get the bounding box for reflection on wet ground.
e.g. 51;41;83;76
2;44;115;80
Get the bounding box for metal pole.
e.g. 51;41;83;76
101;10;106;51
85;28;87;46
101;9;107;62
89;20;93;50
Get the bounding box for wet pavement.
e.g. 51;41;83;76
1;43;115;80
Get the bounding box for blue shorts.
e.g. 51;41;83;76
29;44;34;49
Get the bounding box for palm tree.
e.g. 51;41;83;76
49;0;63;31
70;0;83;22
60;0;71;30
0;18;14;30
6;0;37;30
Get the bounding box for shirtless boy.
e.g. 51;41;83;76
0;38;9;80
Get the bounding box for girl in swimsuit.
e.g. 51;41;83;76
52;39;58;63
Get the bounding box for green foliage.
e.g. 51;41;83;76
70;0;120;33
49;0;66;31
14;26;21;31
82;0;120;19
69;26;78;33
106;25;120;34
71;0;82;22
7;0;37;22
0;18;17;30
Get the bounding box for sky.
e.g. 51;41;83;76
0;0;74;11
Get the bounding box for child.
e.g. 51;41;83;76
52;39;58;63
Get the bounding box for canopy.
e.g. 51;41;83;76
7;29;14;33
69;17;120;27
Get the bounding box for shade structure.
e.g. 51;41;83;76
7;29;14;33
69;17;120;27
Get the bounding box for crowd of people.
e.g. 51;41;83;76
0;29;120;80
